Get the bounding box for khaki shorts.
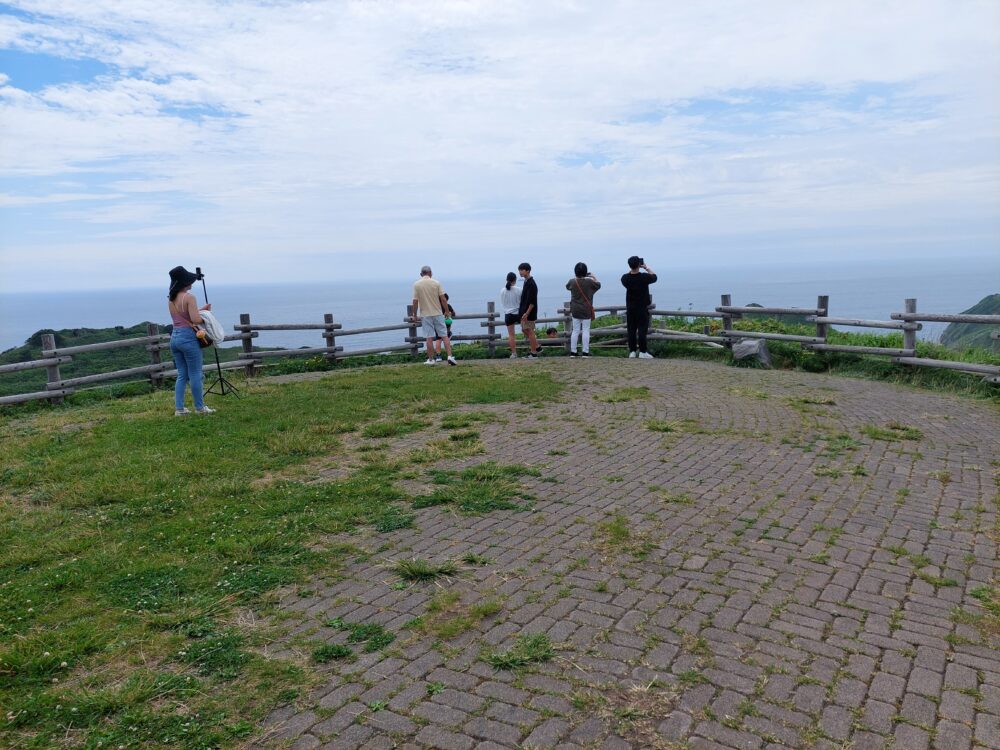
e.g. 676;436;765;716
521;319;536;332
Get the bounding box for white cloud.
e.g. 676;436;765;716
0;0;998;290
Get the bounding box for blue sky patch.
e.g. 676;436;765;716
0;48;113;91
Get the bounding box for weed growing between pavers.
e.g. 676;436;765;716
0;365;560;748
391;558;459;582
573;682;681;750
439;411;500;429
596;386;651;402
312;644;353;663
482;633;554;670
412;461;539;514
325;618;396;652
861;422;924;441
410;590;504;639
594;513;655;559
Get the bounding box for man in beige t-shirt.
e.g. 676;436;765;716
411;266;456;365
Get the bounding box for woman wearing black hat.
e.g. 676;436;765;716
167;266;215;416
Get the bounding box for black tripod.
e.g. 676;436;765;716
197;267;240;398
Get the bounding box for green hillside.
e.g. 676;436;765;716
940;294;1000;351
0;324;245;398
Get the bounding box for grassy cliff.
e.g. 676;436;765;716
940;294;1000;351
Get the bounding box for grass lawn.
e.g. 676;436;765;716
0;365;560;749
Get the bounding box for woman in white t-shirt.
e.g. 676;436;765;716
499;271;522;358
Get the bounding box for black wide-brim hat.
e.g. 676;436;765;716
169;265;199;294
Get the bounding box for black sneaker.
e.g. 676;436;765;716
569;352;579;357
581;352;591;357
531;349;543;357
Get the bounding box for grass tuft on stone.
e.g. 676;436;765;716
392;558;459;582
597;386;650;403
483;633;554;670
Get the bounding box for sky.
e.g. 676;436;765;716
0;0;998;292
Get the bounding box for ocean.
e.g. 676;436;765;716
1;257;997;354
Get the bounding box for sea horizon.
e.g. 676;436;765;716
2;255;997;354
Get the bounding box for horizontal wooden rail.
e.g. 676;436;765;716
0;388;75;405
404;334;499;343
43;335;167;357
0;356;73;374
654;310;727;319
717;305;825;316
891;312;1000;325
807;316;921;331
251;346;343;359
161;359;257;379
47;363;167;389
807;344;916;357
338;323;412;336
147;332;258;352
892;357;1000;376
335;344;417;358
235;322;343;331
721;331;825;344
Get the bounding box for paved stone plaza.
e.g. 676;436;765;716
258;358;1000;750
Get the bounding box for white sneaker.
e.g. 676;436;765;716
639;352;654;359
174;408;191;417
424;359;436;365
628;351;637;358
196;406;216;414
509;353;518;359
447;356;457;366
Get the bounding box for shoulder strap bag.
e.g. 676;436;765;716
573;278;596;320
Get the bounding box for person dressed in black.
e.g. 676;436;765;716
621;256;657;358
518;262;542;357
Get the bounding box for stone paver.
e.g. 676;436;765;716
253;358;1000;749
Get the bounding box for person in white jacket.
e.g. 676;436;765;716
499;272;521;358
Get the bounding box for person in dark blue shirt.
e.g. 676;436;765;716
620;256;657;358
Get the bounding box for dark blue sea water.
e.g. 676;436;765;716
1;257;997;353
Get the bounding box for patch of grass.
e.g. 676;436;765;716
814;465;843;478
413;461;538;514
326;618;396;652
725;386;770;400
597;386;651;403
312;644;353;663
373;506;416;532
644;418;680;433
862;423;924;441
392;558;459;582
0;365;562;748
460;552;492;566
916;572;959;588
789;395;836;406
439;411;498;429
594;513;655;559
821;433;861;458
362;416;430;438
417;591;504;639
483;633;555;671
676;669;708;686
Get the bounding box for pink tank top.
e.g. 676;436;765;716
169;294;194;329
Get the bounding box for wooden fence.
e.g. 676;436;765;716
2;295;997;405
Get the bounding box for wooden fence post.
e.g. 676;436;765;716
41;333;64;405
903;299;917;353
721;294;733;348
564;300;573;354
323;313;337;362
407;305;419;357
240;313;256;377
147;323;163;388
486;301;497;357
815;295;829;343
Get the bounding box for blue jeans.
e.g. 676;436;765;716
170;328;204;410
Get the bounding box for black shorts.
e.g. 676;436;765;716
504;313;520;326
